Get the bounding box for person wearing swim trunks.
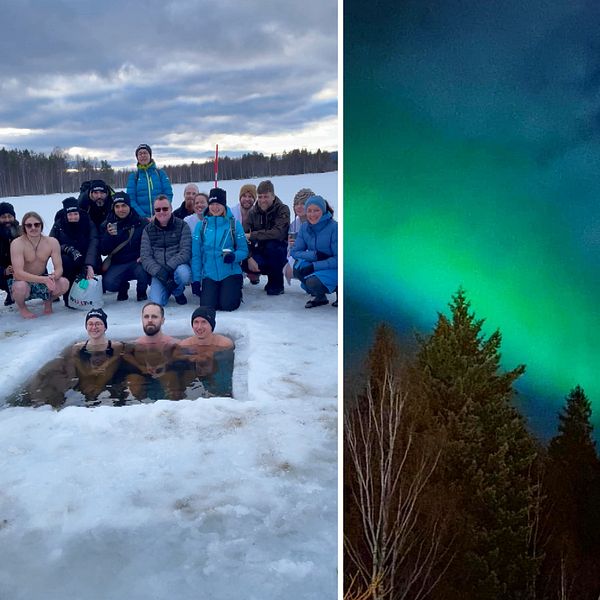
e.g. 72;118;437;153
10;211;70;319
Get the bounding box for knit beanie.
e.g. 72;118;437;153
239;184;257;201
0;202;15;218
112;191;131;206
135;143;152;159
208;188;227;208
293;188;314;206
89;180;108;194
85;308;108;329
62;197;80;213
304;195;327;215
191;306;216;331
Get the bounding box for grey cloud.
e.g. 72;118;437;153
0;0;337;164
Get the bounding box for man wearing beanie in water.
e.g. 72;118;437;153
179;306;233;349
0;202;19;305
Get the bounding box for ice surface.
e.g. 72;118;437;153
0;172;338;600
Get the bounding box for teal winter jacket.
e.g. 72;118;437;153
126;161;173;219
191;207;249;282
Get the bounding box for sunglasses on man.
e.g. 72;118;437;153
154;207;171;213
24;222;42;229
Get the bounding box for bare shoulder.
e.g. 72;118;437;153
214;334;234;349
11;236;24;250
45;236;60;250
178;336;196;347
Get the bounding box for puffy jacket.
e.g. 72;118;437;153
291;212;337;292
50;211;100;268
99;207;146;265
140;216;191;277
0;220;19;269
191;207;249;282
126;161;173;219
245;196;290;242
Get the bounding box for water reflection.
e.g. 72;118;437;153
8;340;234;409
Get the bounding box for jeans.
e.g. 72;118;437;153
149;264;192;306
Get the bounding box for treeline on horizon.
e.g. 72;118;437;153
0;146;338;198
344;289;600;600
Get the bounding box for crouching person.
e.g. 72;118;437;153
190;188;248;311
100;191;149;302
291;195;338;308
10;212;70;319
50;197;100;307
140;195;192;306
243;180;290;295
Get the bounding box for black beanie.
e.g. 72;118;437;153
135;143;152;159
112;191;131;206
62;197;80;213
89;180;108;194
0;202;15;218
208;188;227;208
191;306;216;331
85;308;108;329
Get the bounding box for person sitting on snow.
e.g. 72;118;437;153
0;202;20;306
242;180;290;295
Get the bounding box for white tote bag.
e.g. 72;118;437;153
68;276;104;310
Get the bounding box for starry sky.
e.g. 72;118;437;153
344;0;600;437
0;0;338;167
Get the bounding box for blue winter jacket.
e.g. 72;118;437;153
291;212;338;292
191;207;249;283
126;161;173;219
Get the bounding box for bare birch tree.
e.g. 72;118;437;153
344;359;452;600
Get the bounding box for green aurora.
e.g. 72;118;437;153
344;2;600;433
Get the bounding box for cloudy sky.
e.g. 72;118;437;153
0;0;338;168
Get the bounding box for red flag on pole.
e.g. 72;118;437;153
214;144;219;188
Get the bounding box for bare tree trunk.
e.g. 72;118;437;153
345;365;451;600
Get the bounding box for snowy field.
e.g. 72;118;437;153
0;172;338;600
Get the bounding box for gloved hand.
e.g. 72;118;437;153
316;250;331;261
297;263;315;278
223;252;236;264
191;281;202;296
156;266;172;285
165;277;178;293
63;245;83;264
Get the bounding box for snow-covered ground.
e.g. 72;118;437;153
0;172;338;600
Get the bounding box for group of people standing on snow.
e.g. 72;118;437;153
0;143;338;320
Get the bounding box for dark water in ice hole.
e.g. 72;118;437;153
7;340;234;409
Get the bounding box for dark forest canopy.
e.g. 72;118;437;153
0;147;338;198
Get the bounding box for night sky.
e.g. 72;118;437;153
344;0;600;438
